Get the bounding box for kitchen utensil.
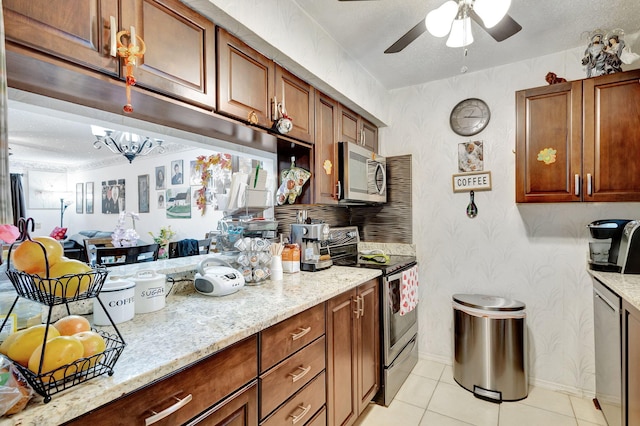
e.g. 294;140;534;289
93;277;135;325
194;256;245;296
466;191;478;218
131;270;167;314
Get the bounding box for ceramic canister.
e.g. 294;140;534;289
131;270;167;314
93;277;135;325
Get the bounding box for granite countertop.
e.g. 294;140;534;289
0;258;381;425
589;270;640;311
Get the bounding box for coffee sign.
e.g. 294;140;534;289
452;171;492;193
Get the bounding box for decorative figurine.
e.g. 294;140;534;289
545;72;567;85
581;29;639;78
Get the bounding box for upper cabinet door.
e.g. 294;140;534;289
361;118;378;152
515;81;583;203
314;91;339;204
339;105;359;144
217;27;274;128
3;0;119;76
121;0;215;109
583;70;640;202
275;66;314;144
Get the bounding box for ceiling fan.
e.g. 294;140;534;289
338;0;522;53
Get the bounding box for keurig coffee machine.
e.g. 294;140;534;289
588;219;635;272
617;221;640;274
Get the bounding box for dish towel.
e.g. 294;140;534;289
177;239;199;257
399;265;419;316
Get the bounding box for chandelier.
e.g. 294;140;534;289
426;0;511;48
91;125;165;163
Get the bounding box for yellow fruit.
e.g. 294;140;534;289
0;329;26;355
39;259;93;298
12;237;63;274
53;315;91;336
74;331;106;370
28;336;84;382
7;324;60;366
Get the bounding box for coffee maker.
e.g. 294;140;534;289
290;223;333;272
588;219;632;272
617;221;640;274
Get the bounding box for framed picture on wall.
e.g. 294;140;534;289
102;179;125;214
138;174;150;213
85;182;94;214
155;165;166;190
171;160;184;185
157;191;165;209
76;183;84;214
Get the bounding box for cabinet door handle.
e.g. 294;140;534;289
359;295;364;317
145;394;193;426
587;173;593;195
336;181;342;200
289;403;311;424
574;174;580;196
290;326;311;341
288;365;312;382
109;16;117;57
353;297;360;318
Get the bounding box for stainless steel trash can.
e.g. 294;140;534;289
452;294;528;402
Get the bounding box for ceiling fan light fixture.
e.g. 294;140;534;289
473;0;511;29
425;0;458;37
446;16;473;48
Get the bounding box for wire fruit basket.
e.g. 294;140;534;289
0;218;126;402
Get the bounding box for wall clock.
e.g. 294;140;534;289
450;98;491;137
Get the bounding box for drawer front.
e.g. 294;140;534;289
66;336;258;426
185;381;257;426
260;336;326;418
261;371;326;426
261;304;325;372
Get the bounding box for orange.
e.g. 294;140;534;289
12;237;63;274
27;335;84;382
7;324;60;366
74;331;106;370
53;315;91;336
38;259;93;298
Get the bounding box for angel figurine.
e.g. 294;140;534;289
581;32;606;77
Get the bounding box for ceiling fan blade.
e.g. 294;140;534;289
384;20;427;54
470;10;522;42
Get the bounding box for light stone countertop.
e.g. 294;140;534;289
589;270;640;311
0;258;381;426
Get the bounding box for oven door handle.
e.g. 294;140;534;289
386;271;404;283
388;335;417;369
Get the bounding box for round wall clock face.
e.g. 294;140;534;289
450;98;491;137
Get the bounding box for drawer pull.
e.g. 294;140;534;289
289;403;311;424
290;326;311;341
145;394;193;426
288;365;312;382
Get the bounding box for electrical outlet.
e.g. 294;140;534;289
35;222;41;229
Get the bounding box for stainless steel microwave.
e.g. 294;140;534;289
338;141;387;204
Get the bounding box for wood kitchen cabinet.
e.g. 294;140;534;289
275;65;315;144
217;27;275;128
314;91;340;204
64;336;258;426
120;0;216;109
326;278;380;426
516;69;640;203
3;0;120;76
259;303;326;425
338;105;378;152
3;0;216;109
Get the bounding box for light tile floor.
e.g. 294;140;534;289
355;360;607;426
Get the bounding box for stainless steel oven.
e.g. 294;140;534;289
328;226;418;407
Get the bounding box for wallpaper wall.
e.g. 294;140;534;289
382;51;640;395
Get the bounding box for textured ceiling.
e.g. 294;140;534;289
294;0;640;89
